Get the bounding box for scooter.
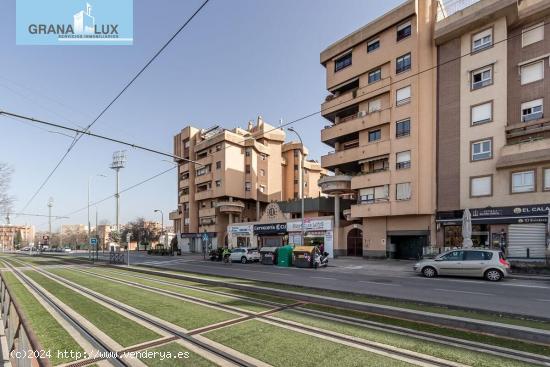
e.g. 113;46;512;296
313;252;329;269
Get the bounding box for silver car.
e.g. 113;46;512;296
413;249;510;281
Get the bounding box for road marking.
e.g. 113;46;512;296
434;288;493;296
310;276;337;281
535;299;550;302
500;284;550;289
359;280;400;287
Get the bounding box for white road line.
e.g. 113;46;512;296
500;284;550;289
535;299;550;302
359;280;400;287
310;276;337;280
434;288;493;296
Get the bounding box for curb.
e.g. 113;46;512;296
110;264;550;345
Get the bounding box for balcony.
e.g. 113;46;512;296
322;109;391;146
179;194;189;203
195;171;212;185
216;200;245;214
321;77;391;117
179;163;189;173
179;179;189;189
169;210;182;221
496;138;550;169
195;189;212;201
351;201;391;218
196;154;212;167
318;175;353;195
506;119;550;143
351;171;390;190
321;140;391;170
199;207;216;217
343;209;359;221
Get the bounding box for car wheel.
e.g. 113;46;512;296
485;269;503;282
241;257;247;264
422;266;437;278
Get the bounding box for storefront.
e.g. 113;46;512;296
177;232;217;253
287;217;334;258
253;223;288;247
437;204;550;260
227;224;253;248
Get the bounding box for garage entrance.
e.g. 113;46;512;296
347;228;363;256
392;235;426;260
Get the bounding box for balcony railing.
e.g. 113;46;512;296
437;0;481;21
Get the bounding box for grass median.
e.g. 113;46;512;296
24;271;161;347
140;342;218;367
274;309;536;367
204;319;414;367
2;272;84;365
48;268;239;330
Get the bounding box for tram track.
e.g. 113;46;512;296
74;266;550;366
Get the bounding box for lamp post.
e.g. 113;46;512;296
88;174;106;250
287;127;305;246
154;209;164;248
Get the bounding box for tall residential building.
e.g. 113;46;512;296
170;116;326;248
435;0;550;260
318;0;438;258
0;225;35;249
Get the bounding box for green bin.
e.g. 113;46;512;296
276;245;293;267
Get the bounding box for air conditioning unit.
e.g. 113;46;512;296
357;110;367;117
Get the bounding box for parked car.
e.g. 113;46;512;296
229;248;260;264
64;247;72;253
413;249;510;281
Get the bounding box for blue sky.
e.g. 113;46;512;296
0;0;403;231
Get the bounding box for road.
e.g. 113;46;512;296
72;251;550;319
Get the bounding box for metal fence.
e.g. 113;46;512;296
437;0;481;21
1;274;50;367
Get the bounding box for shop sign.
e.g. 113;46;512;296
253;223;287;235
228;224;253;234
287;218;332;232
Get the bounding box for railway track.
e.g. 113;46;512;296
74;266;550;367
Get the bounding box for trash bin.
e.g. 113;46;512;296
277;245;293;267
260;247;278;265
293;246;317;268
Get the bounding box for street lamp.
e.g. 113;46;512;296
154;209;164;247
287;127;305;246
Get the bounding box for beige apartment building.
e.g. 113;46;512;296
170;116;325;249
435;0;550;260
318;0;438;258
0;225;35;250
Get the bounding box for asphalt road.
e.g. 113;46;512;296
73;252;550;319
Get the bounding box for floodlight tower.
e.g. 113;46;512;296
47;197;54;237
110;151;127;240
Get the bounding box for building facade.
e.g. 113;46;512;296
435;0;550;260
318;0;438;259
170;116;326;250
0;225;35;250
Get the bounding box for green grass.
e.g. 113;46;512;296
24;271;161;347
142;266;550;331
2;272;84;365
274;309;536;367
300;303;550;356
0;257;27;267
81;268;273;313
48;268;238;330
140;342;218;367
204;320;414;367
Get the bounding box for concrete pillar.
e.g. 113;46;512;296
256;201;260;220
334;194;340;253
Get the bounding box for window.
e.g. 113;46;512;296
440;251;463;261
245;165;251;174
464;251;493;261
396;53;411;73
470;175;492;197
259;169;265;176
471;66;492;90
396;182;411;201
294;164;298;171
521;61;544;85
245;182;251;191
521;99;543;122
396;118;410;138
245;148;251;157
364;157;389;174
512;171;535;193
396;151;411;169
367;38;380;53
396;86;411;106
471;139;492;161
216;161;221;169
368;98;382;113
471;102;492;125
215;180;221;187
522;22;544;47
472;28;492;52
359;185;389;203
334;52;352;72
545;169;550;190
368;129;381;142
368;68;381;84
294;149;299;157
216;144;222;151
259;185;266;193
294;179;299;185
260;153;267;160
396;21;411;41
196;167;207;176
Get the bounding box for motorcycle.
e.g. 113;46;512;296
313;251;329;269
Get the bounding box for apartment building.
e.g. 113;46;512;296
435;0;550;260
0;225;35;250
170;116;325;249
318;0;438;258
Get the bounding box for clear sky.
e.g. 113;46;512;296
0;0;404;231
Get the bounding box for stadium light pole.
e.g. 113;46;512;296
110;151;127;263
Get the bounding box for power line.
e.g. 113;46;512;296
16;0;211;214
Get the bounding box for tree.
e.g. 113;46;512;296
121;217;161;249
0;163;14;215
13;230;22;247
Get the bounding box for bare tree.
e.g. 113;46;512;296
0;163;14;216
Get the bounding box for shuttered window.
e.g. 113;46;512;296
522;22;544;47
396;182;411;201
471;176;492;197
396;86;411;106
471;102;492;124
520;61;544;85
545;169;550;191
368;98;382;113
